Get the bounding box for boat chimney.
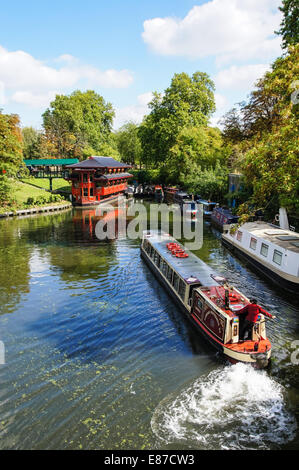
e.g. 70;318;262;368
225;289;230;309
279;208;289;230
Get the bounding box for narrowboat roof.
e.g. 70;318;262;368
143;230;224;286
237;222;299;253
66;156;131;169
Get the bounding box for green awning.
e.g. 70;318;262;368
24;159;79;166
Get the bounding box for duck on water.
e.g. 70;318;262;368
141;230;275;369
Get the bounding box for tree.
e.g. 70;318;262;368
42;90;115;159
115;122;142;165
276;0;299;50
22;127;41;159
223;44;299;216
139;72;216;167
0;111;24;204
166;126;228;183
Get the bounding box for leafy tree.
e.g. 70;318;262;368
166;126;228;183
42;90;115;159
139;72;215;167
183;161;229;202
115;122;142;165
0;111;24;204
222;44;299;216
22;127;41;159
276;0;299;50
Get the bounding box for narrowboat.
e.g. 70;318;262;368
173;191;198;221
141;230;272;368
222;221;299;293
195;198;218;218
211;206;239;232
164;187;179;204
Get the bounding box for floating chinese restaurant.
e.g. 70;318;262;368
66;156;132;206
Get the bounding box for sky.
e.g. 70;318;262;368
0;0;283;130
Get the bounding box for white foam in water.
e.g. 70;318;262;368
151;363;297;450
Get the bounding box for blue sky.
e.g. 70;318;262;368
0;0;283;130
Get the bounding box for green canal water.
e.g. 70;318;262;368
0;204;298;450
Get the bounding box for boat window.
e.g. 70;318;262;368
161;260;168;276
83;173;88;183
260;243;269;257
156;254;161;268
166;266;173;284
83;188;88;197
172;272;180;292
273;249;282;266
178;279;186;300
237;230;243;242
250;237;257;250
195;297;203;310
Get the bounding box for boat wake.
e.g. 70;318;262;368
151;363;296;450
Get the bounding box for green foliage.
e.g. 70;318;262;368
183;161;228;202
42;90;115;159
0;111;24;204
139;72;216;167
276;0;299;50
25;193;64;207
222;44;299;216
129;169;160;184
166;126;229;182
115;122;142;165
22;127;41;159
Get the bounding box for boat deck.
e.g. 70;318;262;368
200;285;249;318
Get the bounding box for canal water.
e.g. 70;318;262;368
0;203;298;450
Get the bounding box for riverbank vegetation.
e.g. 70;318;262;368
0;1;298;220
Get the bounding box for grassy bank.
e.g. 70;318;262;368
0;180;69;215
21;177;71;193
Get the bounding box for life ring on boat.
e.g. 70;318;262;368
175;252;189;258
229;293;238;301
171;248;184;254
167;243;179;250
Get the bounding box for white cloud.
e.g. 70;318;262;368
12;90;59;108
0;81;5;105
142;0;282;63
0;45;134;109
113;92;154;130
214;63;270;91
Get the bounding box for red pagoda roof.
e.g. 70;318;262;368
66;156;131;169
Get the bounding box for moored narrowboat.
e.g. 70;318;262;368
195;198;218;218
164;186;179;204
222;221;299;293
141;230;272;368
211;206;239;232
173;191;198;221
